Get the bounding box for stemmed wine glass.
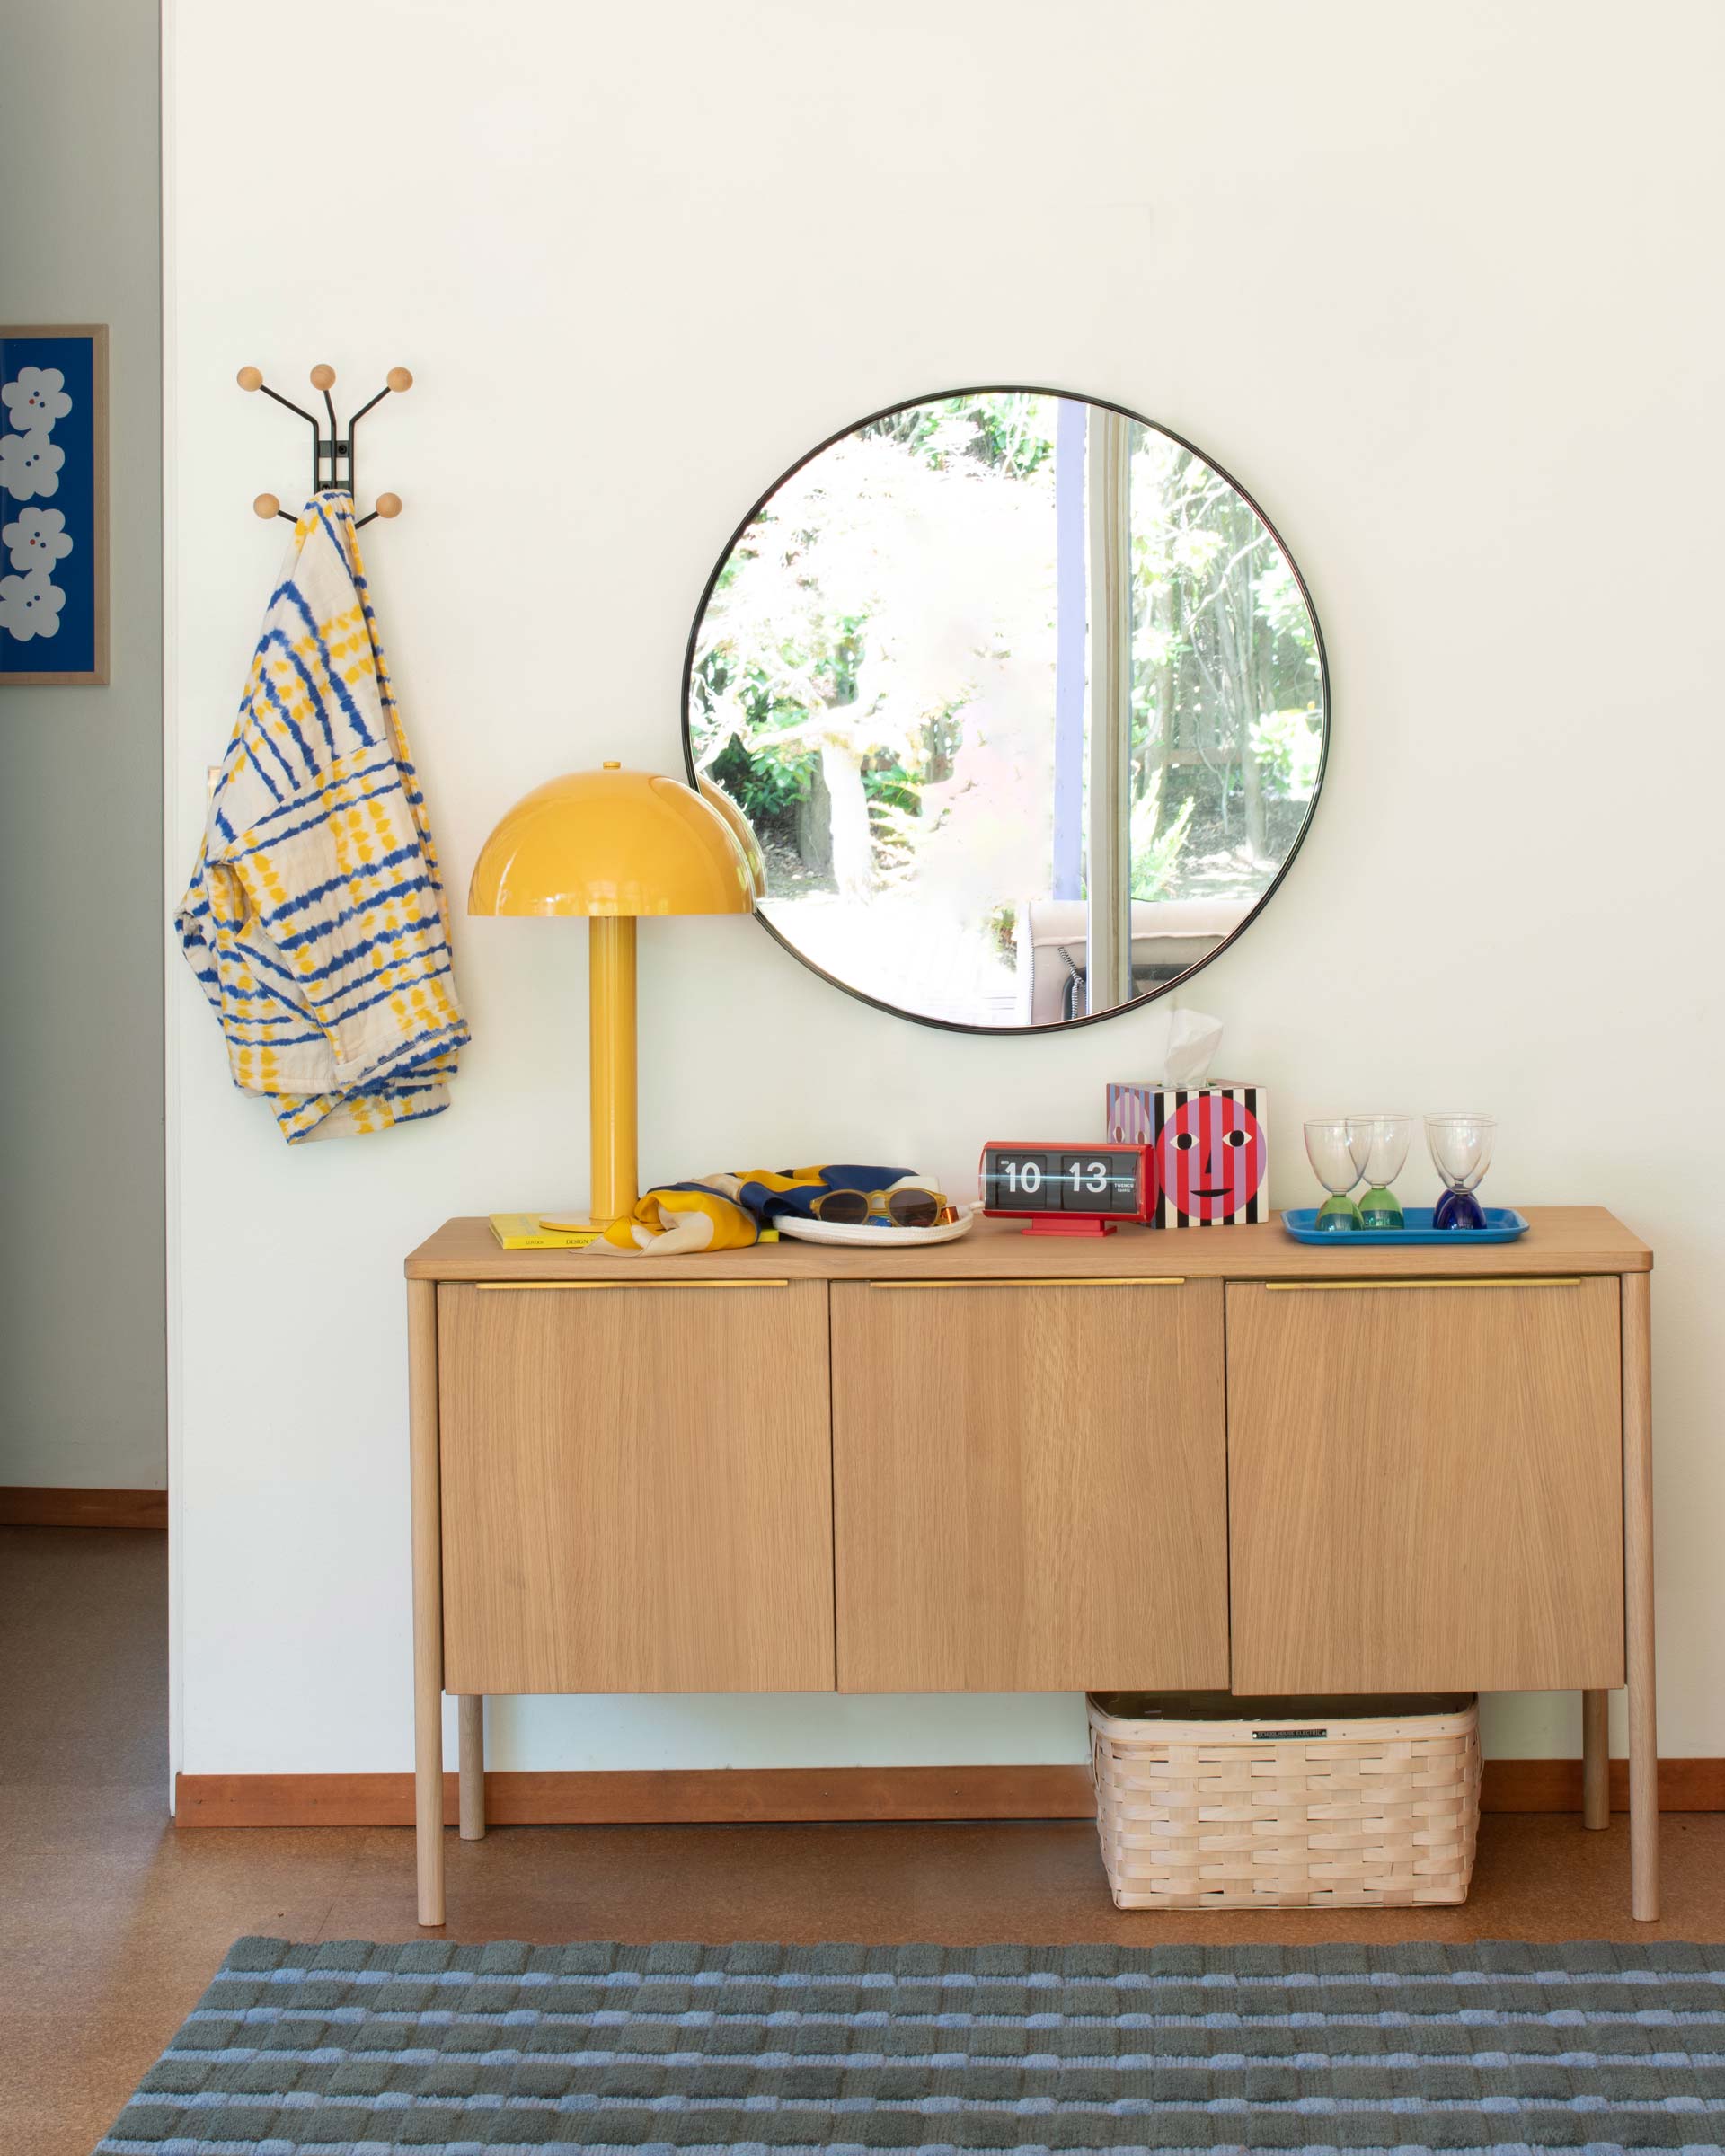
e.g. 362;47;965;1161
1426;1113;1496;1231
1350;1115;1414;1230
1304;1118;1369;1232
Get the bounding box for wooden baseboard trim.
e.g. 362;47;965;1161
174;1757;1725;1829
1482;1755;1724;1813
0;1485;167;1530
175;1764;1094;1829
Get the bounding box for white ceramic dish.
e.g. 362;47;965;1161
770;1203;976;1249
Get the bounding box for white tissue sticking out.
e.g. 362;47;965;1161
1163;1008;1224;1088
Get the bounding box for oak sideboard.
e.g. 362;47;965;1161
404;1206;1656;1927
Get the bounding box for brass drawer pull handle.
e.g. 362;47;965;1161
476;1279;790;1292
871;1276;1186;1290
1264;1276;1582;1293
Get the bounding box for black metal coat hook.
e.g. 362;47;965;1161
240;362;411;528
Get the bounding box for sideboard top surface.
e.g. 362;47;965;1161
406;1206;1650;1283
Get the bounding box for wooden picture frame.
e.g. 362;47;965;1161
0;324;109;686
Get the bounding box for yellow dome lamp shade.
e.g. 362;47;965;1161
468;764;756;1228
695;775;769;902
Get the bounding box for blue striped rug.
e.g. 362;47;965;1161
96;1937;1725;2152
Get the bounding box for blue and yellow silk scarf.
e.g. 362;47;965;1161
600;1164;924;1253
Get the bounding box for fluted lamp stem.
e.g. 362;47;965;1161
588;915;638;1227
465;764;762;1231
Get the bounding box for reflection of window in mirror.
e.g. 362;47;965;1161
684;389;1326;1032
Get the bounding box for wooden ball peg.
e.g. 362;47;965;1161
385;367;413;393
309;363;336;391
236;366;262;392
373;492;402;519
252;492;281;520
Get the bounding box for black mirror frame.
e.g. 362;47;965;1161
679;383;1331;1036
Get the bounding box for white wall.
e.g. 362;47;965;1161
1;0;164;1492
167;0;1725;1781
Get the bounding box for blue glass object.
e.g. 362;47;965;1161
1426;1115;1497;1233
1432;1188;1488;1232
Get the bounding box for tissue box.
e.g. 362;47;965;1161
1105;1082;1269;1228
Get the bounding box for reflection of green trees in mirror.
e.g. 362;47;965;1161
862;390;1055;481
687;391;1322;909
693;394;1052;905
1131;448;1322;877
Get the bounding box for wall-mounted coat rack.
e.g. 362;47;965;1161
238;361;411;528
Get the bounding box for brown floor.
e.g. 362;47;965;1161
4;1528;1724;2156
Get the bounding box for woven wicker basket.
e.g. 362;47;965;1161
1088;1690;1481;1911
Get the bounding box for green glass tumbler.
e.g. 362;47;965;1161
1351;1115;1413;1230
1304;1118;1368;1232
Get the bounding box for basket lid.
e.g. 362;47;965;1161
1090;1689;1474;1725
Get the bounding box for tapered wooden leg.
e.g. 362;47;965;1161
458;1695;486;1840
1623;1272;1659;1919
409;1279;446;1927
1582;1690;1609;1828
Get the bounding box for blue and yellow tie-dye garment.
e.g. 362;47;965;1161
176;490;468;1141
601;1165;922;1252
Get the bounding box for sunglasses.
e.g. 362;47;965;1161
810;1185;951;1229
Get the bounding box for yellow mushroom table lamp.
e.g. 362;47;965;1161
467;764;762;1228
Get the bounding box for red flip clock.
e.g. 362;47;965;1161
977;1140;1151;1236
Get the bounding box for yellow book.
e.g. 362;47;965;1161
487;1214;780;1250
488;1214;604;1250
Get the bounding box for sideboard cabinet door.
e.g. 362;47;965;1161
831;1278;1229;1692
1226;1277;1625;1692
438;1281;835;1693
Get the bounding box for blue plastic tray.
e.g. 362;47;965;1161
1280;1206;1528;1246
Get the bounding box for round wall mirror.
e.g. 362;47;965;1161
682;386;1328;1032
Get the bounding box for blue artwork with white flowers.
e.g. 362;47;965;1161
0;332;100;678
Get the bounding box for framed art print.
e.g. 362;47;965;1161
0;325;109;685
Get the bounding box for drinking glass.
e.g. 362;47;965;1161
1426;1113;1496;1230
1349;1115;1413;1230
1304;1118;1369;1231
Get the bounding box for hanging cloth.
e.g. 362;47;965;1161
175;490;467;1140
